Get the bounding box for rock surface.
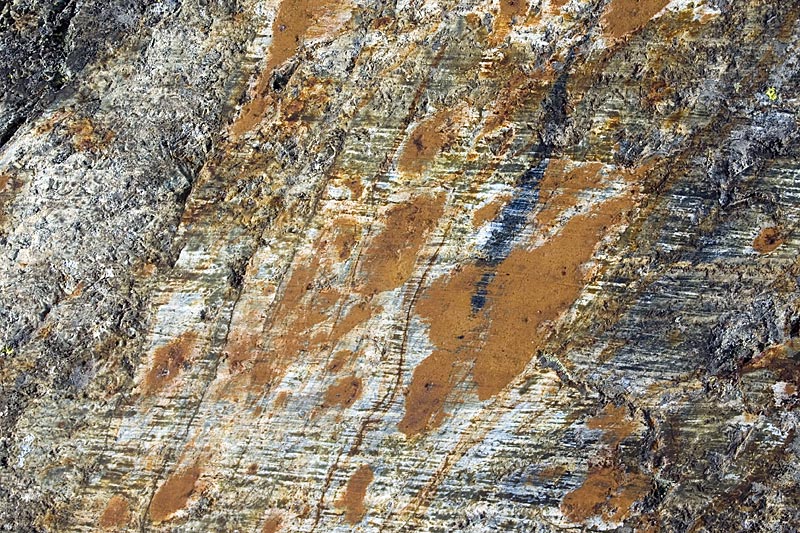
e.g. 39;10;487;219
1;0;800;531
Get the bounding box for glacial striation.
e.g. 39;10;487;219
1;0;800;531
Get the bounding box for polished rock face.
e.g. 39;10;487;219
1;0;799;531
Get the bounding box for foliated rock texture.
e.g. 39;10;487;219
1;0;799;531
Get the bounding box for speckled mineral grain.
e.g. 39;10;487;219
1;0;800;531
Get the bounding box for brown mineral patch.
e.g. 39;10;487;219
483;65;555;133
587;404;637;446
231;0;349;136
262;514;283;533
242;234;375;391
142;331;198;395
281;77;331;123
332;218;359;261
601;0;670;40
247;463;259;475
753;226;784;254
401;192;634;435
0;174;10;192
327;350;351;373
397;111;457;175
743;339;800;384
274;390;290;408
149;464;202;523
472;195;512;227
246;254;331;387
69;281;86;298
68;118;115;152
500;0;528;20
473;194;635;398
336;465;374;524
416;263;488;352
226;330;262;370
539;464;567;480
400;263;486;435
561;464;651;523
492;0;529;42
398;351;459;436
464;12;482;29
250;361;277;388
231;92;275;138
371;16;393;29
99;494;130;529
358;194;445;295
330;301;376;343
323;375;363;408
343;175;364;198
536;160;605;227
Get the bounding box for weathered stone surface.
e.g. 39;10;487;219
1;0;799;531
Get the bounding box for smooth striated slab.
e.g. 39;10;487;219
1;0;799;531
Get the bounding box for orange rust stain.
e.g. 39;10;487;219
358;194;445;295
473;194;634;398
562;404;649;523
401;193;635;435
561;464;651;523
753;226;784;254
149;464;202;523
601;0;670;40
281;77;331;123
231;0;349;136
398;350;467;436
492;0;529;42
371;15;394;30
268;0;347;71
743;339;800;384
242;236;376;391
483;66;555;134
231;91;275;138
0;173;10;191
69;281;86;298
416;264;487;352
98;494;130;529
274;390;290;408
332;217;360;261
142;331;198;395
327;350;351;373
465;12;482;29
473;195;512;227
399;263;486;436
539;464;567;480
343;175;364;199
245;254;332;387
262;514;283;533
226;330;262;370
536;160;605;227
336;465;374;524
331;301;376;343
323;375;363;408
500;0;528;20
68;118;115;152
587;404;637;446
397;111;458;175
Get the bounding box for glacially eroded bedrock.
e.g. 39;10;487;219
1;0;800;531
